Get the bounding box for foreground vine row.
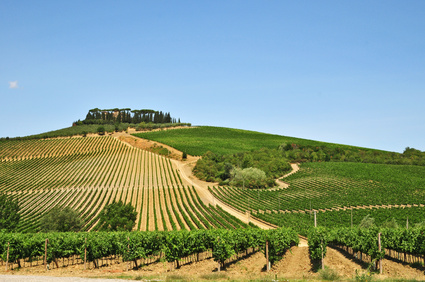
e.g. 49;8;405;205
0;228;299;270
308;226;425;270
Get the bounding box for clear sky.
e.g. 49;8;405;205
1;1;424;152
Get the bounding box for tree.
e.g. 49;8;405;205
230;167;267;189
40;206;82;232
98;201;137;231
97;126;105;135
0;193;20;231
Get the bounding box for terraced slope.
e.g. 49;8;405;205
211;162;425;213
0;136;248;232
209;161;425;233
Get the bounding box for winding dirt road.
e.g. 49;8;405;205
117;132;302;230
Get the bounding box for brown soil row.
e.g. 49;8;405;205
3;244;424;281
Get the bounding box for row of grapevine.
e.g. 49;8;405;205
255;205;425;236
210;162;425;216
0;137;183;193
308;226;425;269
0;228;299;270
0;136;115;161
10;183;250;233
0;135;265;232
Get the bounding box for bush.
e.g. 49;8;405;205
0;193;20;231
40;206;82;232
98;201;137;231
97;126;105;135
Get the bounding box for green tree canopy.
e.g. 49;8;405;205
98;201;137;231
230;167;267;189
0;193;20;231
40;206;82;232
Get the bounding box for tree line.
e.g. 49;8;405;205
80;108;181;125
280;143;425;166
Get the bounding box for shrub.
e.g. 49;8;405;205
40;206;82;232
97;126;105;135
98;201;137;231
0;193;20;231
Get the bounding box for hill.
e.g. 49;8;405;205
133;126;372;156
1;124;425;280
134;126;425;232
134;126;424;164
0;135;250;232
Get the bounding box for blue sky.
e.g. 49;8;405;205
1;1;424;152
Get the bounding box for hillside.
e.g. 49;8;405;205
134;126;375;156
1;124;425;280
135;126;425;232
0;135;250;232
2;125;424;233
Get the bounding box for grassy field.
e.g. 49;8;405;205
133;126;377;156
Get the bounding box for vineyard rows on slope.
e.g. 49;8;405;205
210;161;425;221
0;136;249;232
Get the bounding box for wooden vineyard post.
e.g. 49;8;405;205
314;211;317;227
265;241;270;271
406;217;409;229
84;237;87;270
127;237;130;271
5;242;9;271
321;240;324;270
351;207;353;228
378;233;382;274
44;238;49;271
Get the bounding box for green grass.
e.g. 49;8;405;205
133;126;376;156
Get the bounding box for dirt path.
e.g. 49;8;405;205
116;132;276;230
274;163;300;189
272;245;315;278
171;158;276;229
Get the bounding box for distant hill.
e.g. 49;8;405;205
134;126;425;165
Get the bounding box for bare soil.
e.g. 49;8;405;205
4;244;423;281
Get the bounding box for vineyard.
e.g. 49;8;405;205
2;127;425;280
209;161;425;234
308;226;425;272
0;136;248;232
133;126;358;156
0;228;299;271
